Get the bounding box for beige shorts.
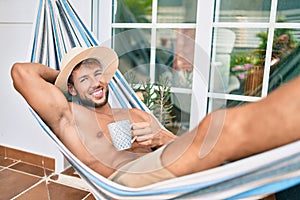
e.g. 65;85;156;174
108;145;176;187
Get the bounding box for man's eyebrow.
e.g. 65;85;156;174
95;68;103;73
77;74;88;80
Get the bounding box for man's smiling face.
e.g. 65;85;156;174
68;58;109;108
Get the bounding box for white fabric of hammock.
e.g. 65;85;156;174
27;0;300;199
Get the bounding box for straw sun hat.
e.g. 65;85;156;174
55;46;119;99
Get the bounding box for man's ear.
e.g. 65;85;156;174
67;83;77;96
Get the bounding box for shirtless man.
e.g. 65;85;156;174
11;46;300;187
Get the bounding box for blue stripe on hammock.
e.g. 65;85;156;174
109;81;128;108
30;105;300;199
48;0;62;64
30;0;43;62
115;71;146;111
57;0;83;48
228;177;300;200
28;108;241;197
60;0;91;47
64;0;99;46
30;108;300;198
56;0;77;49
180;153;300;199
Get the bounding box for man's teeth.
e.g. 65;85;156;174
93;89;103;96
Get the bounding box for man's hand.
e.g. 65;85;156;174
131;122;176;148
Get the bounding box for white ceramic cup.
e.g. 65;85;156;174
108;120;132;151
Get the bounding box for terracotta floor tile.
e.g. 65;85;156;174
62;166;80;178
262;194;277;200
0;145;5;156
14;181;49;200
47;181;90;199
0;156;17;167
16;180;89;200
10;162;54;177
0;169;41;200
5;147;55;170
84;193;97;200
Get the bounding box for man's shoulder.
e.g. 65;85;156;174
128;108;150;119
112;107;149;117
129;107;147;113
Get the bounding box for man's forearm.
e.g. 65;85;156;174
12;62;59;85
33;62;60;83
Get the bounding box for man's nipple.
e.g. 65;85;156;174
96;131;103;138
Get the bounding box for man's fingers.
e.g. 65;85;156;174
137;140;153;146
135;134;154;141
132;126;152;136
131;122;149;130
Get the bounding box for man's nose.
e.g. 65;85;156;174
90;77;100;87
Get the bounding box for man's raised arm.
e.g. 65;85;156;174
11;62;70;133
11;62;118;177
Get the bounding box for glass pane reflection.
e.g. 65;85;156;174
113;28;151;83
169;92;191;135
157;0;197;23
268;28;300;94
210;28;268;97
277;1;300;23
208;98;248;112
215;0;271;23
155;28;195;88
113;0;153;23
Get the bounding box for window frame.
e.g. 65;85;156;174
92;0;300;130
93;0;212;130
208;0;300;110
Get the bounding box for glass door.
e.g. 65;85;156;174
110;0;199;135
209;0;300;111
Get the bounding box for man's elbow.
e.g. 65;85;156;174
11;62;26;90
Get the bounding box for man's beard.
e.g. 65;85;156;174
73;89;109;108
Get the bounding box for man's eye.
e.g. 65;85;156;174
80;78;87;82
95;72;102;77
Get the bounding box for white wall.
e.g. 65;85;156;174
0;0;92;172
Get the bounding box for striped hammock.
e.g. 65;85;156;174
28;0;300;199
